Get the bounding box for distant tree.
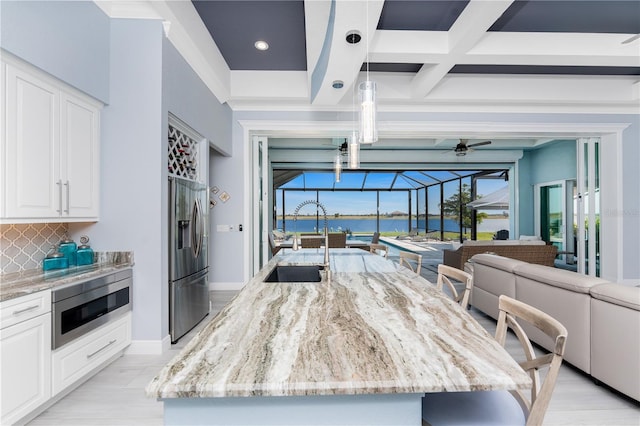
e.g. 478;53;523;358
440;183;487;234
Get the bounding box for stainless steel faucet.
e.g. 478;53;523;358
291;200;330;271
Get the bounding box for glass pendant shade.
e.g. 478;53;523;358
334;151;342;182
348;131;360;169
358;81;377;144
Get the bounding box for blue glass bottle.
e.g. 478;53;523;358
43;246;69;271
59;237;77;267
77;236;94;266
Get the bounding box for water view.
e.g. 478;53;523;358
277;217;508;234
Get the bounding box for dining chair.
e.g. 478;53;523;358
422;295;568;426
370;232;380;244
370;243;389;258
398;251;422;275
300;233;322;248
436;264;473;310
327;232;347;248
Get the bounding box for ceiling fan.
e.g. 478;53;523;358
453;139;492;156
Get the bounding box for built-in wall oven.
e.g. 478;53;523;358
52;269;132;349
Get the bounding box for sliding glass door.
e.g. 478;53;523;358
577;138;601;276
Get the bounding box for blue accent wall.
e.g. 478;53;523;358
0;0;110;102
517;141;577;237
529;141;577;183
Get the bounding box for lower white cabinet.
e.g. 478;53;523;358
52;311;131;396
0;292;52;426
0;289;131;425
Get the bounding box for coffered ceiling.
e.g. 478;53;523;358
192;0;639;112
95;0;639;161
97;0;640;113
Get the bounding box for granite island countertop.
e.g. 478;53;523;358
0;251;134;302
146;248;530;399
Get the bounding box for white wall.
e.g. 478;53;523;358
0;0;110;103
84;18;166;343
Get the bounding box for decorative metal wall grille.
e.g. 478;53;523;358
0;223;68;274
168;124;199;181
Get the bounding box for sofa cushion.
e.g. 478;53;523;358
590;283;640;311
514;264;608;294
591;294;640;401
470;254;527;273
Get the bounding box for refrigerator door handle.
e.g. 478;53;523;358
192;198;203;258
197;198;204;257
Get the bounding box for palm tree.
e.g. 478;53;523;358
441;183;487;236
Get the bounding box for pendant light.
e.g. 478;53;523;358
348;131;360;169
359;81;377;143
359;0;377;144
334;150;342;183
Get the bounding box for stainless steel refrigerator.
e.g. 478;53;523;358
169;176;209;343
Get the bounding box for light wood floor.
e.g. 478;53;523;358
28;287;639;425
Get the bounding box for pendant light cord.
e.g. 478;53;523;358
366;0;369;81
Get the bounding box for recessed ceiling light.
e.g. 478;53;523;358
254;40;269;51
346;30;361;44
332;80;344;89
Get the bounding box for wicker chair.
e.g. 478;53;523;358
300;233;322;248
327;232;347;248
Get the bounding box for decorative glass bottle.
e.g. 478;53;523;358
76;236;95;266
43;246;69;271
59;236;77;267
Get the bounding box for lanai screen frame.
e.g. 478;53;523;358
273;169;509;242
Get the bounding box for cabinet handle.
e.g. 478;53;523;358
12;304;40;315
57;180;63;213
86;339;117;360
64;181;70;214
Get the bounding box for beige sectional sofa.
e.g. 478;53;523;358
443;239;557;270
469;253;640;402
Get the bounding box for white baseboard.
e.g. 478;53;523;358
125;334;171;355
209;281;244;291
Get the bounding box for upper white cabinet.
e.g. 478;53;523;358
1;53;101;223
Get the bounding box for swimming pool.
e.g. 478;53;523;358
351;234;415;258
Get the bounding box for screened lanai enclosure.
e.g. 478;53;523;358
273;169;510;242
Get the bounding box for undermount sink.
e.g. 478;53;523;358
264;265;324;283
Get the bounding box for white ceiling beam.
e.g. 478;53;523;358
231;71;309;101
368;30;449;63
307;0;384;105
370;31;640;67
410;0;514;98
269;148;524;164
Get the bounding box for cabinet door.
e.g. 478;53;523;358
4;63;60;218
60;92;99;219
0;314;52;425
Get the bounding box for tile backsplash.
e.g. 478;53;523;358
1;223;68;274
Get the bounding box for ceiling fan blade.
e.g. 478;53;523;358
467;140;492;148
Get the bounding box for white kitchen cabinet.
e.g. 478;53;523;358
51;311;131;396
0;291;52;426
1;53;100;223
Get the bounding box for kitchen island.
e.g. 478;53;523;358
146;248;530;425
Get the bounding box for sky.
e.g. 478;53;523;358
277;172;508;216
